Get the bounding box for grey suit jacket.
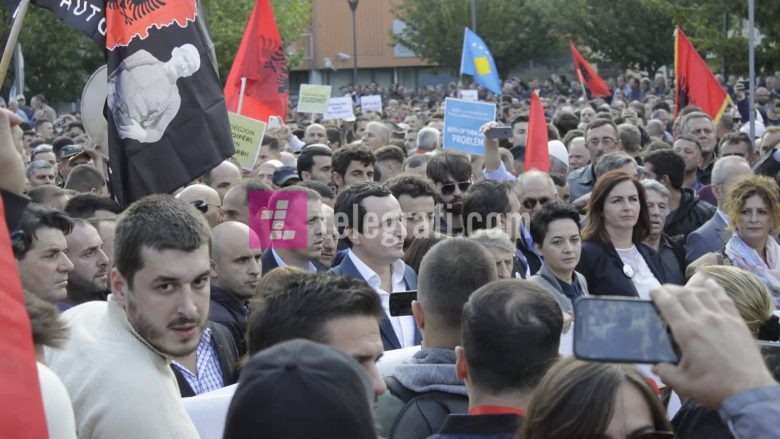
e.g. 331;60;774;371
685;213;730;265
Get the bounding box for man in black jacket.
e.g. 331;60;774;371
643;149;715;240
209;221;262;356
171;321;238;397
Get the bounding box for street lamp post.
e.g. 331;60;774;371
347;0;359;87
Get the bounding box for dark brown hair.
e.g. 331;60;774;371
581;171;651;245
516;358;672;439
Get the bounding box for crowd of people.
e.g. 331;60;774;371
4;69;780;438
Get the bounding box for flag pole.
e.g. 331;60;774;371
0;0;30;89
237;77;247;115
748;0;755;140
576;69;588;100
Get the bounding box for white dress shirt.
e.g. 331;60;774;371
348;250;417;348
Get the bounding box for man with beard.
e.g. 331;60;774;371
46;195;207;438
62;219;110;309
210;221;263;356
386;174;437;249
427;151;472;236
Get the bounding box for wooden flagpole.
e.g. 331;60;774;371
236;77;247;115
0;0;30;88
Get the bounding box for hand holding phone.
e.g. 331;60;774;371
484;125;513;140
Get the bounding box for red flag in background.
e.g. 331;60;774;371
524;92;550;172
0;197;48;438
675;27;729;121
224;0;289;122
568;40;611;98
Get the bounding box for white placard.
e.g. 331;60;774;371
323;96;355;121
459;89;478;101
360;95;383;114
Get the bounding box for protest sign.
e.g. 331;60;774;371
229;112;267;170
443;98;496;155
297;84;332;113
459;89;478;101
324;96;355;120
360;95;383;113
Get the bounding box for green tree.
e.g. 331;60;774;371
393;0;562;75
652;0;780;75
0;6;103;102
535;0;674;74
0;0;312;102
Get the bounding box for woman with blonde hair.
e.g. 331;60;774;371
722;174;780;304
689;265;779;339
673;265;780;437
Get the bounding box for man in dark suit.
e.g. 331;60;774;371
686;156;753;264
261;186;328;275
330;182;420;350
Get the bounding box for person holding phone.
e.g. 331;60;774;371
528;202;588;313
673;265;780;438
722;175;780;305
577;171;666;298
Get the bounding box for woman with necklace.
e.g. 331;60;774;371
577;171;666;298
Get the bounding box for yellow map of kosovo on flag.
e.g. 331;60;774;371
474;56;491;76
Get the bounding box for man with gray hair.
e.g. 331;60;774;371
645;119;669;142
416;126;440;154
679;111;717;185
26;160;56;188
594;152;638;179
618;123;642;161
685;156;753;264
362;121;391;151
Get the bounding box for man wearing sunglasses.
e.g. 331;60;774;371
427;151;473;236
177;184;222;228
568;119;623;200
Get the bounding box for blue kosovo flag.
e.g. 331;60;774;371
460;28;501;95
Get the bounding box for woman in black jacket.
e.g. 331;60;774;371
576;171;666;298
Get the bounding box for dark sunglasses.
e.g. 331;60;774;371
522;196;551;210
440;180;471;196
191;200;220;214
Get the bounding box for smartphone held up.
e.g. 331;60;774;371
573;297;680;365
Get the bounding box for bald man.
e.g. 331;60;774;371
204;160;242;201
177;184;222;227
513;170;558;217
210;221;262;355
362;121;390;151
303;123;327;145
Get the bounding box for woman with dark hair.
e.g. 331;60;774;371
517;358;673;439
403;232;449;275
577;170;666;298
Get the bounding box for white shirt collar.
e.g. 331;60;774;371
347;249;406;292
271;248;317;273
